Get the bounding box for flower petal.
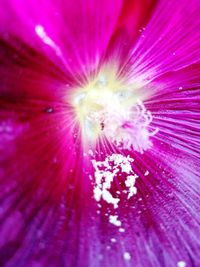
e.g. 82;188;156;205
0;1;200;267
124;0;200;84
0;0;123;82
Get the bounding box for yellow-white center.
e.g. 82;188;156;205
71;68;158;153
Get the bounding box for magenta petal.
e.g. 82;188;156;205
106;0;158;64
0;0;200;267
0;0;123;81
125;0;200;84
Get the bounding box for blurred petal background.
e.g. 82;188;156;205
0;0;200;267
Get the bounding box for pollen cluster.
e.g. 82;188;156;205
72;65;157;153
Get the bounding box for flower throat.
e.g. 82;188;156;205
71;65;158;153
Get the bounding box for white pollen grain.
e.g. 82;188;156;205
88;149;94;156
177;261;186;267
123;252;131;261
109;215;121;227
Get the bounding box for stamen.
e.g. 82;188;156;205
72;67;158;153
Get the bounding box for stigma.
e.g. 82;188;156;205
71;66;158;153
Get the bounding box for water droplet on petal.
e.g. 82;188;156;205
44;107;54;113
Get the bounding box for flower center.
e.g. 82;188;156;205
72;67;158;153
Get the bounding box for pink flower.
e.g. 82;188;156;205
0;1;200;267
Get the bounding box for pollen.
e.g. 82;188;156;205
91;153;138;208
123;252;131;261
71;64;158;153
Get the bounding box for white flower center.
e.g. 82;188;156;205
72;68;158;153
